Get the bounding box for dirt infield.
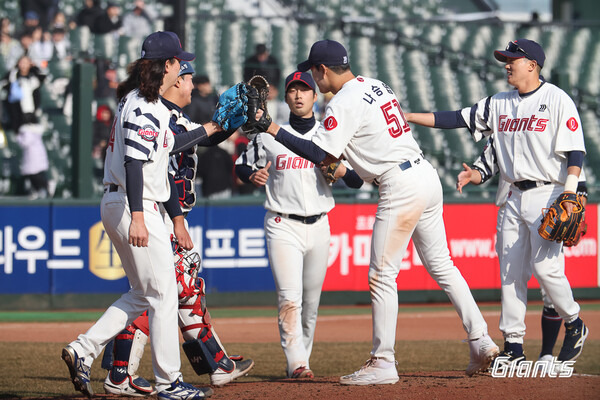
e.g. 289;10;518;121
2;306;599;399
2;306;598;343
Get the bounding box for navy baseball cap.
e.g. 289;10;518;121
141;31;195;61
297;39;349;72
285;71;316;91
178;60;195;76
494;38;545;68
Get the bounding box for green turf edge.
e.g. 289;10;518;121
1;288;599;310
1;290;599;322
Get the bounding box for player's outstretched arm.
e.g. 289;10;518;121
405;112;435;127
456;163;483;194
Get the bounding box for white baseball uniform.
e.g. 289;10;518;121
69;89;182;391
312;76;490;362
472;134;587;322
461;80;585;343
236;120;333;376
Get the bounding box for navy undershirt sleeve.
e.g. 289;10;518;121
171;126;236;154
163;174;183;219
235;164;254;183
567;151;584;168
124;158;144;213
275;128;327;164
433;111;467;129
342;168;363;189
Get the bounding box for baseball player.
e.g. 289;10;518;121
101;61;254;396
235;71;363;379
250;39;499;385
61;31;237;399
406;38;589;367
457;136;589;367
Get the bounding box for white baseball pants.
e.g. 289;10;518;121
265;210;330;376
69;192;182;391
499;183;580;343
370;160;489;362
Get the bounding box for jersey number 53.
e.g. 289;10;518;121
381;99;410;138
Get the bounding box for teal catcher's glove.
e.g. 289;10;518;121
212;83;250;132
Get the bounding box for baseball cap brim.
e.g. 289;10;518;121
286;78;314;91
297;60;312;72
494;50;525;63
176;51;195;62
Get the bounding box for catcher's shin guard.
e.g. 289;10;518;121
102;325;148;379
182;328;235;376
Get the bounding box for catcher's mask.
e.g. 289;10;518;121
172;237;202;279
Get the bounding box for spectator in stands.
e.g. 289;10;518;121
243;43;281;87
94;59;118;110
2;54;49;198
17;29;34;59
51;10;68;30
51;26;71;61
23;11;41;31
183;75;218;124
0;18;21;72
1;54;45;132
91;2;122;35
197;142;235;199
122;0;155;40
22;0;59;31
75;0;103;30
30;26;52;71
266;85;289;126
92;103;113;182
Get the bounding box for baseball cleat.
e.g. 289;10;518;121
104;371;156;396
210;358;255;387
489;342;526;370
339;358;399;386
534;354;556;374
289;366;314;379
157;378;213;399
61;345;94;398
557;318;588;362
466;334;500;376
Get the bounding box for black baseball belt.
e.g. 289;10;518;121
277;212;325;224
513;180;551;191
400;152;425;171
104;183;120;193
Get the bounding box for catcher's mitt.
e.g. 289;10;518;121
538;192;585;243
212;83;250;133
323;161;342;184
241;75;272;136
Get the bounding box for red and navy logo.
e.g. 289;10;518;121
138;125;159;141
275;216;281;223
567;117;578;132
324;116;338;131
357;77;364;82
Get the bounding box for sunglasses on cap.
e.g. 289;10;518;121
506;41;533;60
